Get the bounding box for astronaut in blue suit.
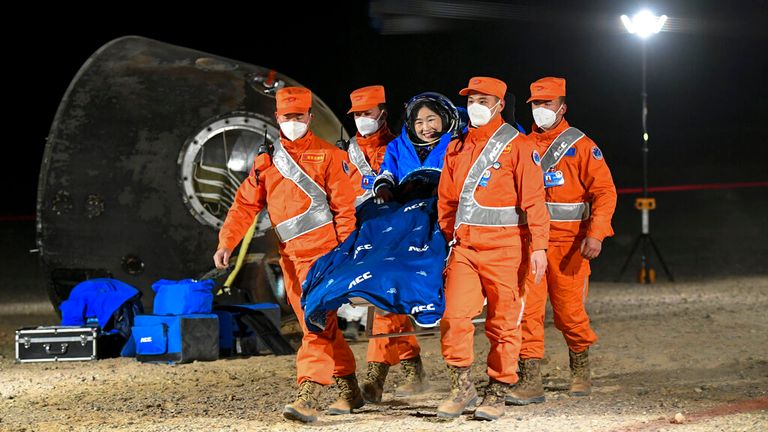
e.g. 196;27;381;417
373;92;466;203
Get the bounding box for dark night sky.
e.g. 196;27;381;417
6;0;767;215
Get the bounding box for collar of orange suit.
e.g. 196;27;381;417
280;129;315;152
530;118;570;144
454;115;504;152
469;115;505;140
356;126;395;148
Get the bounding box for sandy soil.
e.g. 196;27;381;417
1;277;766;431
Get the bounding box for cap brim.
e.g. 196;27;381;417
526;94;561;103
460;87;504;99
276;106;311;116
346;102;379;114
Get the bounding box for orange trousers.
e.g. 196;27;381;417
366;313;420;365
440;244;526;384
281;255;357;385
519;241;597;359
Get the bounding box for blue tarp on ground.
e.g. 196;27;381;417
301;197;447;332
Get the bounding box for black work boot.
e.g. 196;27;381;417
436;365;478;418
395;355;429;397
569;348;592;396
360;362;390;403
327;374;366;415
283;380;322;423
473;380;510;421
506;358;546;405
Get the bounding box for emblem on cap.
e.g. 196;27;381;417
285;97;296;103
471;78;481;84
532;150;542;166
592;146;603;160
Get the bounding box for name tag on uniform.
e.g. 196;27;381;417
565;147;576;157
478;170;492;187
544;170;565;188
361;175;375;190
302;153;325;163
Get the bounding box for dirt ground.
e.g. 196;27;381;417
1;277;766;432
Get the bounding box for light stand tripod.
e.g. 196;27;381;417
616;38;674;283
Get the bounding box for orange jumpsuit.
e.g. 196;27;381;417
219;131;358;385
519;119;617;359
438;115;550;384
348;127;422;365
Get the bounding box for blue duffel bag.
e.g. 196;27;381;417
130;314;219;364
151;279;214;315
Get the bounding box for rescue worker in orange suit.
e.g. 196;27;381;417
437;76;550;421
213;87;364;424
507;77;617;405
341;85;427;403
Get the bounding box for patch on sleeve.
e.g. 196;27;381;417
591;146;603;160
302;152;326;163
342;160;350;175
532;150;542;166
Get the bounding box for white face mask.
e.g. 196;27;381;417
279;120;308;141
467;100;500;127
532;104;563;129
354;111;383;137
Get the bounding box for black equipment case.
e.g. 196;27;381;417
16;326;98;362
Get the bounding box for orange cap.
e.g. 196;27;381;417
276;87;312;116
527;77;566;103
459;76;507;100
347;85;386;114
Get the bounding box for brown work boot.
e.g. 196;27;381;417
360;362;390;403
436;365;478;419
327;374;366;415
473;380;510;421
395;355;429;397
506;358;546;405
569;348;592;396
283;380;322;423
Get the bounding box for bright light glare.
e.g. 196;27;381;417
621;10;667;38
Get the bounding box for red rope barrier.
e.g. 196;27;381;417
617;181;768;195
0;214;35;222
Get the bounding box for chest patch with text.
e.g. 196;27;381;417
302;153;326;163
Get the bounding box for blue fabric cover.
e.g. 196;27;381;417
152;279;214;315
60;278;140;329
302;197;447;331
